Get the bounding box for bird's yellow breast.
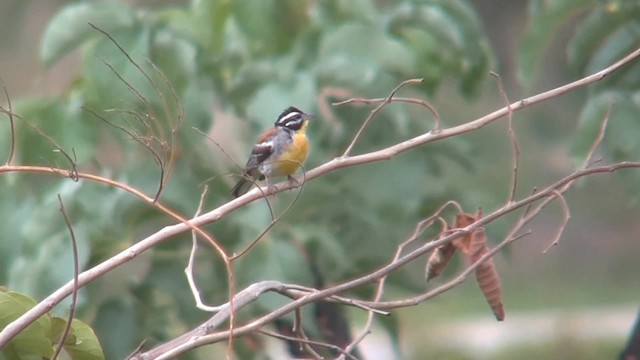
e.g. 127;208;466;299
275;132;308;176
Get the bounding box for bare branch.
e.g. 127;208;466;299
138;162;640;358
583;99;612;169
1;82;16;165
1;110;79;180
186;186;222;311
1;46;640;352
491;71;520;203
341;201;461;358
90;22;186;202
360;230;532;310
233;47;640;200
333;95;442;131
230;163;307;260
342;78;424;156
52;195;80;360
88;23;156;105
542;190;571;253
291;308;324;359
258;329;358;360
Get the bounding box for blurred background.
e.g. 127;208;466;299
0;0;639;359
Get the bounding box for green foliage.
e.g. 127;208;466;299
1;0;496;357
519;0;640;192
0;290;104;360
517;0;598;89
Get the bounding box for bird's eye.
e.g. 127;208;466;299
275;107;305;130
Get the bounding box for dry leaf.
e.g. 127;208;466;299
452;213;476;255
426;222;457;281
469;227;505;321
455;209;506;321
423;209;506;320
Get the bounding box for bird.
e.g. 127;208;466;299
231;106;313;197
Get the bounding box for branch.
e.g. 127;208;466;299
136;162;640;358
490;71;520;203
1;83;16;165
1;46;639;350
342;78;423;156
51;195;80;360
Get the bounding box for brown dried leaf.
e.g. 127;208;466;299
425;223;457;281
452;212;477;256
453;209;505;321
470;228;505;321
425;242;457;282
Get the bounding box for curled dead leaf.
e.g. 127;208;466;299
455;210;506;321
425;241;456;282
470;228;505;321
423;209;506;320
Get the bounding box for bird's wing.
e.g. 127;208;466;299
244;127;277;172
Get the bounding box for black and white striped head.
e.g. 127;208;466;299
274;106;311;131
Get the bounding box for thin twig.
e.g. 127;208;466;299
125;339;147;360
505;96;614;245
358;231;533;310
134;162;640;359
1;83;16;165
147;60;183;200
542;190;571;253
491;72;520;203
292;308;324;359
192;126;278;223
186;186;222;311
88;23;156;106
258;329;358;360
52;195;80;360
334;95;442;131
230;162;307;260
85;107;165;169
583;99;611;169
2;47;640;350
91;22;182;202
3;111;79;180
342;79;424;156
341;200;461;358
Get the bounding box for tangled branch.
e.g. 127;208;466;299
1;41;639;359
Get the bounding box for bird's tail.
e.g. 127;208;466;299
231;176;254;197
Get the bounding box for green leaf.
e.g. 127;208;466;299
0;188;33;283
81;26;153;109
517;0;598;88
231;0;307;54
149;28;199;95
190;0;231;52
317;23;415;90
568;1;640;91
248;72;317;130
64;319;105;360
40;2;134;67
50;317;76;346
13;95;98;166
317;0;379;24
569;92;610;165
8;181;91;302
0;291;53;359
568;1;640;74
570;90;640;164
387;0;493;96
